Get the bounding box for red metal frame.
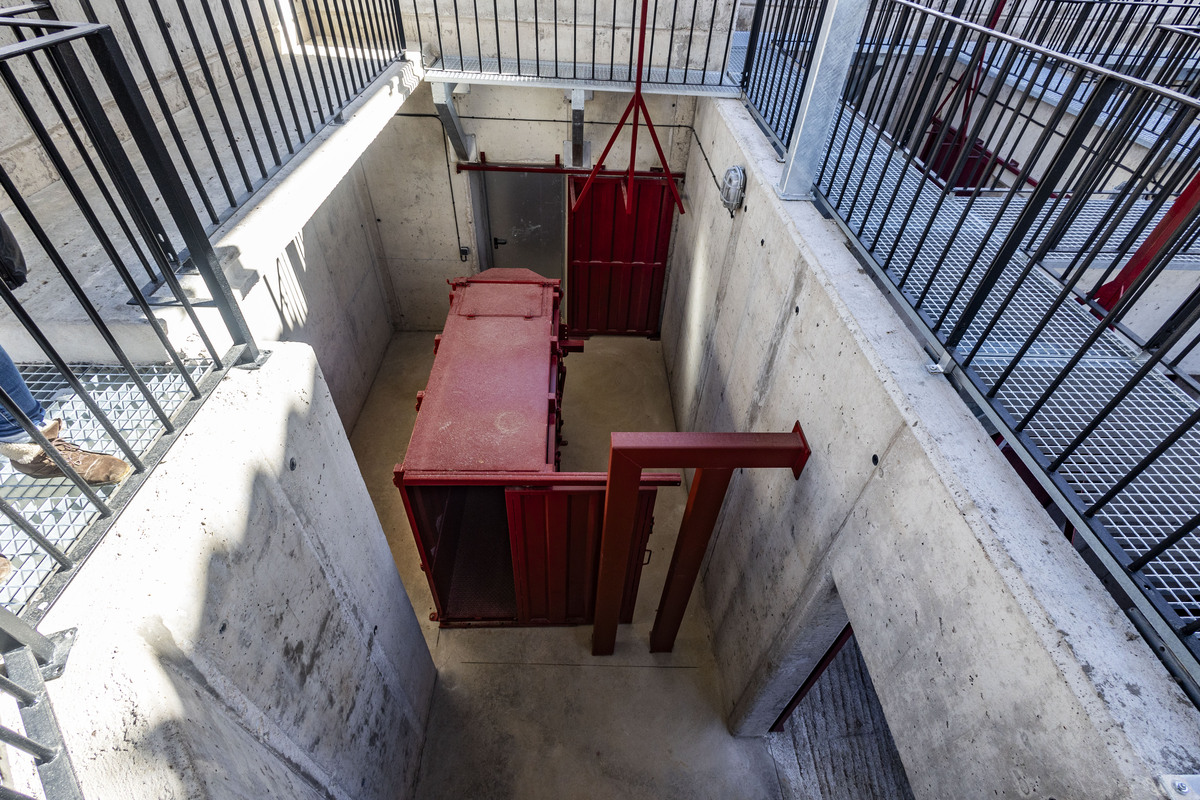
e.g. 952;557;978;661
1095;168;1200;310
592;423;812;655
568;0;685;217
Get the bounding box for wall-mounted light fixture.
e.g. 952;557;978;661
720;166;746;217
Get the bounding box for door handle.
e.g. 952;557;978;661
493;237;507;249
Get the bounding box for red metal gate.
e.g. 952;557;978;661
506;485;657;624
567;174;676;337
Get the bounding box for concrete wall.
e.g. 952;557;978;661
19;341;434;799
663;95;1200;798
361;82;695;329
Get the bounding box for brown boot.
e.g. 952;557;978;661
2;420;132;486
0;556;12;584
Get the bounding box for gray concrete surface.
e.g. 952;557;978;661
20;342;435;799
663;94;1200;798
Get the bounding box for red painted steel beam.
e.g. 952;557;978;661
648;466;734;653
1095;168;1200;310
393;468;681;488
592;423;811;656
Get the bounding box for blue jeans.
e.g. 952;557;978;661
0;346;44;442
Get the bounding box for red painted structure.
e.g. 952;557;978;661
394;269;679;625
592;425;812;655
568;174;676;337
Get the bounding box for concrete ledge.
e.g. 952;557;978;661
23;341;434;799
664;96;1200;798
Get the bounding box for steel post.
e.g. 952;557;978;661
592;425;811;655
648;466;734;653
776;0;871;199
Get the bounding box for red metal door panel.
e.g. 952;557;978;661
568;175;676;337
507;485;657;624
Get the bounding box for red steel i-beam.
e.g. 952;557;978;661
1095;168;1200;310
592;424;811;656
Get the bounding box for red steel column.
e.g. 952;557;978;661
592;448;646;656
649;466;735;653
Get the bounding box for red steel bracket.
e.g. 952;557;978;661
592;422;812;655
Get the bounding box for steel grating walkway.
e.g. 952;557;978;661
820;108;1200;635
0;362;208;615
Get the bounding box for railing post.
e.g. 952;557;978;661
776;0;871;200
82;28;262;364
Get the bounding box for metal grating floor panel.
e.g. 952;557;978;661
0;361;209;615
819;105;1200;637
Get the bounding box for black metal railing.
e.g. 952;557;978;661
405;0;737;85
0;4;275;794
810;0;1200;694
739;0;827;148
0;3;259;615
40;0;407;239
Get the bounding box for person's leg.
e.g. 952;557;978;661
0;346;44;443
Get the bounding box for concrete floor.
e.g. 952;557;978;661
350;332;786;800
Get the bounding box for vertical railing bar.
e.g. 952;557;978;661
275;0;325;127
856;1;923;236
445;0;465;71
880;21;975;279
647;0;659;79
172;0;257;190
1013;196;1200;434
329;0;368;85
0;493;73;569
31;37;226;374
699;0;720;85
759;0;801;133
11;32;161;284
215;0;282;167
513;0;521;74
240;0;298;155
776;0;817;137
1128;510;1200;573
198;0;272;177
262;0;315;138
491;0;502;73
940;71;1105;343
299;0;342;113
100;0;220;224
0;161;181;434
348;0;383;76
1088;406;1200;515
835;0;897;208
749;0;790;121
343;0;379;79
965;97;1174;377
315;0;353;103
148;0;245;203
682;0;699;84
591;0;598;78
715;0;735;84
87;27;260;364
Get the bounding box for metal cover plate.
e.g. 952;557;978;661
403;272;559;474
